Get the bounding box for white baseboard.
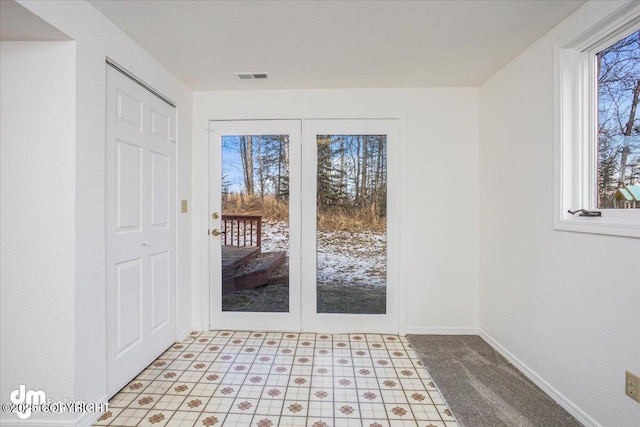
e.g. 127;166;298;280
74;395;109;427
478;329;600;427
404;326;479;335
177;325;193;341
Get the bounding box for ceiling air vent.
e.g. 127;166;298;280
235;72;269;80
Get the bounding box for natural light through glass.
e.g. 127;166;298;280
316;135;387;314
597;29;640;209
221;135;290;312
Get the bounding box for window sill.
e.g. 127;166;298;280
553;215;640;238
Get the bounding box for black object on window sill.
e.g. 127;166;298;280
568;209;602;217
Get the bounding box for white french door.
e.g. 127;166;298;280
105;65;176;396
209;120;302;330
301;119;399;333
208;118;399;333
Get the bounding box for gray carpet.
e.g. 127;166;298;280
406;335;582;427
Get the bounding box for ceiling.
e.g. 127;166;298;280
97;1;583;90
0;0;70;41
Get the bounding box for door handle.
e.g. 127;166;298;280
211;229;226;237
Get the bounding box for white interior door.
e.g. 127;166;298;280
302;119;400;333
106;66;176;396
209;120;302;331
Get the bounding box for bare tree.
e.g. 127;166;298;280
240;135;254;195
597;30;640;207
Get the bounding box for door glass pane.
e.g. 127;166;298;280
316;135;387;314
221;135;290;312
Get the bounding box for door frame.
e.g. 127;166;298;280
200;116;406;334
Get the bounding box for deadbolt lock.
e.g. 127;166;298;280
212;212;219;219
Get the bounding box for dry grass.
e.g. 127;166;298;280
223;193;386;232
317;210;386;232
222;194;288;222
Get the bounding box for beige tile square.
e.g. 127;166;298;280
265;374;290;387
229;398;259;414
255;398;284;415
332;387;359;402
380;389;409;403
262;387;286;400
282;400;308;416
272;355;295;365
284;386;310;400
288;375;310;387
235;353;257;364
167;360;192;371
178;370;205;383
355;377;381;389
310;375;335;388
278;415;311;427
224;413;257;425
175;396;207;412
361;419;391;427
290;365;313;376
122;379;151;393
108;392;137;408
335;402;361;418
223;372;248;385
137;410;172;427
405;390;432;405
194;412;225;427
237;384;265;398
143;381;175;395
333;366;354;377
109;408;151;426
203;397;234;413
352;358;374;367
374;367;398;378
152;394;188;411
388;420;425;427
335;417;365;427
385;404;413;420
306;400;334;418
400;378;428;391
93;407;123;425
410;403;442;421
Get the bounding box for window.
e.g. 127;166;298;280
596;31;640;209
554;2;640;238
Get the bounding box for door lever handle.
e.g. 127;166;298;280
211;229;226;237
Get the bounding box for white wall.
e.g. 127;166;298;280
7;1;193;425
192;88;479;333
479;1;640;425
0;41;76;425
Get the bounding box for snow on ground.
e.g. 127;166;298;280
261;220;386;287
261;221;290;253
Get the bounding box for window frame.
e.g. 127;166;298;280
554;2;640;238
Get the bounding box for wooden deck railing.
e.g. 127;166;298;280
221;215;262;247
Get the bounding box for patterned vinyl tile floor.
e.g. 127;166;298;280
95;331;458;427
